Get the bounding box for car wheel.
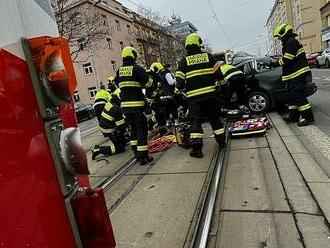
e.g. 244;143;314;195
326;59;330;68
247;91;271;113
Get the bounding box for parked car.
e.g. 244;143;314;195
235;57;317;113
306;53;320;67
316;48;330;68
74;102;95;122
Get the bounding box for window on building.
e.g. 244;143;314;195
130;43;134;47
115;20;121;31
119;41;124;49
77;37;86;50
88;87;97;99
73;12;83;26
83;63;93;75
102;0;107;5
73;91;81;102
126;24;131;34
106;37;113;50
111;61;117;72
101;14;107;25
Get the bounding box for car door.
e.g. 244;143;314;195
253;58;290;105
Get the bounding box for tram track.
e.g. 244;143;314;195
187;123;230;248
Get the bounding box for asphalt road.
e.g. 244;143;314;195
310;68;330;136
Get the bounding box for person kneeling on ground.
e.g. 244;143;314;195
92;96;127;160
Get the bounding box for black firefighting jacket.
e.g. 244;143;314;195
277;34;311;81
99;102;126;135
115;59;149;113
175;48;224;101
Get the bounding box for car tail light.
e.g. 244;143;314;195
71;188;116;248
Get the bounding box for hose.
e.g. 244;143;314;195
148;129;176;153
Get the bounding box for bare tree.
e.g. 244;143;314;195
51;0;110;62
134;6;186;67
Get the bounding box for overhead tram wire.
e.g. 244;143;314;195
206;0;233;47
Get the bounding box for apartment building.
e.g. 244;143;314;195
267;0;322;55
320;0;330;48
57;0;137;104
292;0;322;53
53;0;191;104
266;0;294;55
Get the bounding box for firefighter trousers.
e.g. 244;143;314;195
228;74;246;106
98;132;126;156
125;112;149;158
287;75;314;121
188;97;225;148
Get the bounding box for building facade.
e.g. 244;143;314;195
266;0;294;55
320;0;330;49
168;21;198;36
53;0;190;104
267;0;322;55
55;0;137;104
292;0;322;53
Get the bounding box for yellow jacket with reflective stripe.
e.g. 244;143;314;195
278;35;311;81
99;102;125;134
94;89;111;107
220;64;243;83
175;50;224;101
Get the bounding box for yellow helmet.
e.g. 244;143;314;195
150;62;164;73
107;76;115;82
273;23;293;38
121;46;138;59
185;32;203;47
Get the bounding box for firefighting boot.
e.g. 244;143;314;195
92;145;101;160
298;108;314;127
283;109;300;124
138;151;154;165
215;134;226;148
131;145;138;159
189;146;203;158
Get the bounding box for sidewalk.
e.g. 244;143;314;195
211;112;330;248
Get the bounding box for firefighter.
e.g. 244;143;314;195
93;84;111;122
164;63;178;123
175;33;226;158
107;76;117;94
114;46;153;165
92;96;127;160
271;23;314;126
219;62;246;108
148;62;169;136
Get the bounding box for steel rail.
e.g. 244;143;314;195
191;123;229;248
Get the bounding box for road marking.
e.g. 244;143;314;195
298;125;330;162
313;77;321;80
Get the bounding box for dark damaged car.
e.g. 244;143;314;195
234;57;317;113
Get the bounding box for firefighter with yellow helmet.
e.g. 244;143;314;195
114;46;153;165
271;23;314;126
175;33;226;158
